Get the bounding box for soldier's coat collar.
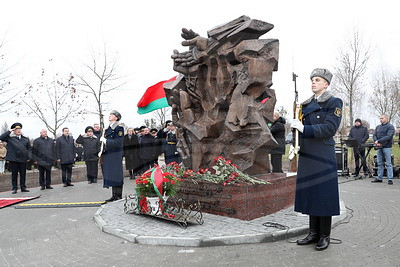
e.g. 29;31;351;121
10;131;24;138
302;91;333;105
109;121;119;130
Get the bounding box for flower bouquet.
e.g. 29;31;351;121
164;157;268;186
135;165;182;215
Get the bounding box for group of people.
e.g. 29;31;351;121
0;111;181;201
123;120;182;180
1;67;398;252
347;116;396;185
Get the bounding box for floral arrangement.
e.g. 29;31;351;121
135;168;182;197
136;157;268;199
164;157;268;186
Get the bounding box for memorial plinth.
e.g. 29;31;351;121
174;173;296;221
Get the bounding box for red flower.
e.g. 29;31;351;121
213;156;226;164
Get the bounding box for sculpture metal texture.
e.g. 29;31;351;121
165;16;279;174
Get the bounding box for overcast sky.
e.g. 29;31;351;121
1;0;399;138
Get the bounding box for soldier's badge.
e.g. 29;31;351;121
334;107;342;117
118;131;123;136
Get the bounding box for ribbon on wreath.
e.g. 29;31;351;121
137;166;175;218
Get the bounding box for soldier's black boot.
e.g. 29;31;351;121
105;194;116;202
297;215;319;245
114;186;123;201
105;187;116;202
315;216;332;251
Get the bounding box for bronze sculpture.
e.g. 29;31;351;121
165;16;279;174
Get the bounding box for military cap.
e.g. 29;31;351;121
11;122;22;129
165;120;172;127
310;68;333;84
110;110;122;121
85;126;94;133
150;128;158;133
139;126;146;130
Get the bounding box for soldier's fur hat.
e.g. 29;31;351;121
310;68;333;84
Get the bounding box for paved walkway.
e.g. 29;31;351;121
95;196;345;247
0;175;399;266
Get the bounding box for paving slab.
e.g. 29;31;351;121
94;195;346;247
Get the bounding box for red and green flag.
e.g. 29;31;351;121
137;76;177;114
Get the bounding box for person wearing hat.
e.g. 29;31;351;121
291;68;343;251
123;128;140;179
348;118;369;177
0;123;32;193
165;123;182;165
100;110;125;202
139;127;157;171
372;114;395;185
56;127;76;187
76;126;101;184
33;129;56;190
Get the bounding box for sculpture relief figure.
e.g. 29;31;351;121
165;16;279;174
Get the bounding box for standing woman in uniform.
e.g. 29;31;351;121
291;68;343;251
101;110;125;202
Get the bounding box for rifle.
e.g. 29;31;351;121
289;72;301;172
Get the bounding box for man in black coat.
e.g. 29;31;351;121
157;120;172;157
268;112;286;173
151;128;162;165
0;123;32;194
33;129;55;190
76;126;100;184
123;128;140;179
56;127;75;187
348;118;369;177
93;123;102;139
140;127;156;171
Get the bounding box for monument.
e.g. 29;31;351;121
164;15;279;175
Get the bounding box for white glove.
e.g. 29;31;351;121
291;119;304;133
100;136;107;144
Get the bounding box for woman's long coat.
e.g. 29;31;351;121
123;134;140;170
294;92;343;216
103;123;124;187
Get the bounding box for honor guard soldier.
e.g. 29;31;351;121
291;68;343;251
0;123;32;194
165;123;181;164
101;110;125;202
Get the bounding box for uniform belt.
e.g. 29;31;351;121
167;142;176;145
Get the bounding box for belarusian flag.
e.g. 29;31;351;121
137;76;177;114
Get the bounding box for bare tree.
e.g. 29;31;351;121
0;34;22;113
144;118;157;129
369;68;400;122
21;67;84;139
151;107;171;129
76;46;125;130
1;121;8;133
331;27;371;125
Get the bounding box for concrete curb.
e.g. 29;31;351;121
93;200;348;247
